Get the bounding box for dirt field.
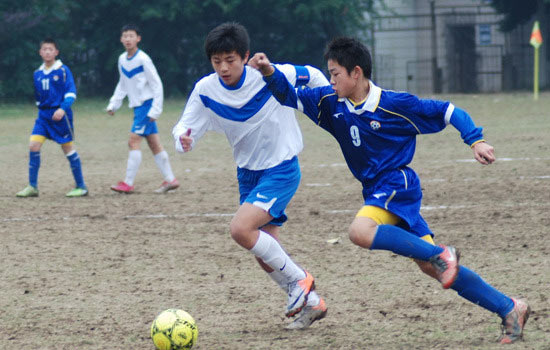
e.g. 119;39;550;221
1;94;549;350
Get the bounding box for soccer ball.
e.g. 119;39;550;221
151;309;198;350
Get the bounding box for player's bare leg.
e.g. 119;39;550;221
231;203;316;317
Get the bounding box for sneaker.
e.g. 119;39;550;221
110;181;134;193
429;244;460;289
16;185;39;197
66;188;88;197
286;297;327;330
154;179;180;193
498;298;531;344
286;270;315;317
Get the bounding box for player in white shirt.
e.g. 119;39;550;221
106;24;179;194
173;22;328;329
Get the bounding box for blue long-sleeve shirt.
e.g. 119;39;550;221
264;67;484;185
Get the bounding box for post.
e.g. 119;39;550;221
430;1;441;93
534;46;539;100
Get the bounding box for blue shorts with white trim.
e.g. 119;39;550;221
132;99;158;136
362;166;432;238
237;156;301;226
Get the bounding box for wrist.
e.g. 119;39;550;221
262;65;275;77
470;139;486;149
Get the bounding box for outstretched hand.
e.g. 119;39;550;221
472;141;495;165
248;53;275;76
178;128;193;152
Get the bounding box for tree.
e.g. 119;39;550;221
490;0;550;31
0;0;382;99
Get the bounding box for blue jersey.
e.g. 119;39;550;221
34;60;77;119
264;68;484;186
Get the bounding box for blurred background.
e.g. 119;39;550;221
1;0;548;100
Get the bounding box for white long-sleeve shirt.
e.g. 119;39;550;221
172;64;329;170
107;49;163;119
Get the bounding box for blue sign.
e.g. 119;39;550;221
479;24;491;45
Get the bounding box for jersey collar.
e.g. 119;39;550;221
38;60;63;75
126;49;140;60
218;66;247;90
340;81;382;114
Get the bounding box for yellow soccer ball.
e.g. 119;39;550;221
151;309;198;350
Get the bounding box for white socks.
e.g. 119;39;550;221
154;150;175;182
124;150;142;186
250;230;306;283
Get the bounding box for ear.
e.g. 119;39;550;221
352;66;363;79
243;50;250;64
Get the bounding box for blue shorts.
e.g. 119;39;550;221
32;109;74;144
132;99;158;136
237;156;301;226
362;167;433;238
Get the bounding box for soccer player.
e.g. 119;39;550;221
16;38;88;198
106;24;179;194
172;22;328;329
249;37;530;344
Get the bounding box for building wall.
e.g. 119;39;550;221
372;0;547;94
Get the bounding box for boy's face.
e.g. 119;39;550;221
211;51;249;87
120;30;141;52
327;59;359;99
39;43;59;64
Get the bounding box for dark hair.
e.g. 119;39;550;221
40;38;58;50
204;22;249;60
121;24;141;36
324;37;372;79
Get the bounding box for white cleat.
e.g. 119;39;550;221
286;297;327;330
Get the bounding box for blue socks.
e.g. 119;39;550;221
451;266;514;318
370;224;443;260
67;151;86;189
29;151;40;187
370;224;514;318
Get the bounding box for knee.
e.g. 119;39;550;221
229;219;250;244
348;220;377;249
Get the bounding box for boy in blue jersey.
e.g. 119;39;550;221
249;37;530;344
106;24;179;194
173;22;328;329
16;38;87;198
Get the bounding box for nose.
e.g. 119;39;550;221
219;61;229;72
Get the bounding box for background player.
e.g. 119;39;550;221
249;37;530;344
16;38;87;198
106;24;179;194
172;22;328;329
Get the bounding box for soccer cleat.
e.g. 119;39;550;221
286;270;315;317
110;181;134;193
286;297;327;330
497;298;531;344
154;179;180;193
429;244;460;289
66;187;88;197
16;185;39;197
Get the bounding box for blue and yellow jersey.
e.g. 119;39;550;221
264;67;483;185
33;60;76;118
